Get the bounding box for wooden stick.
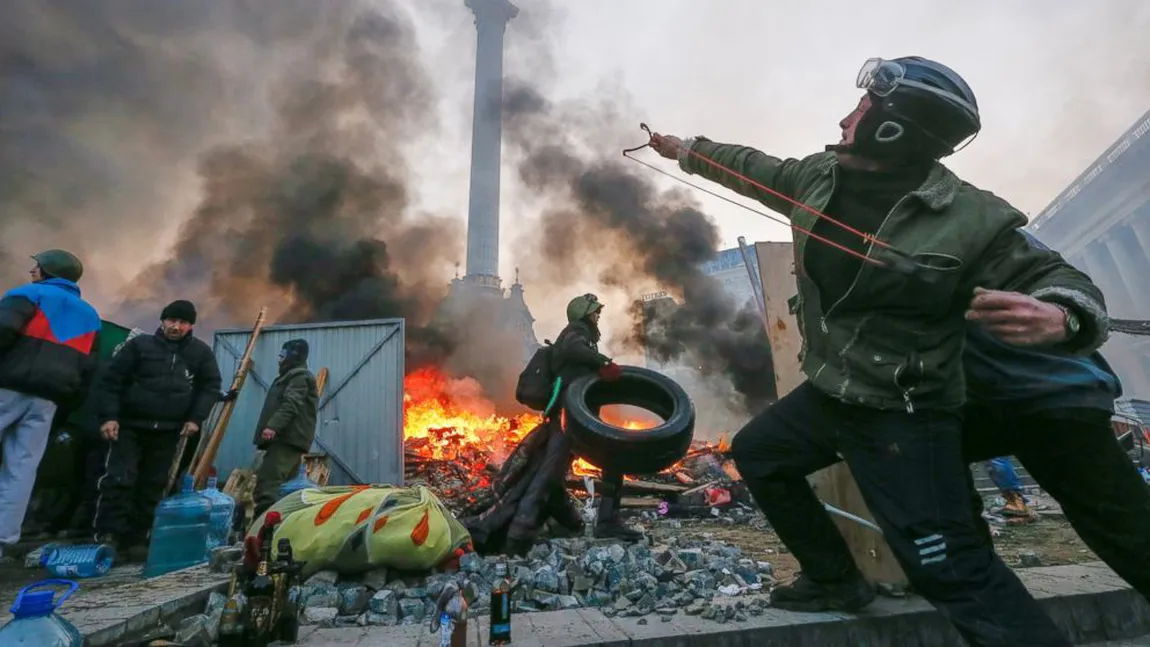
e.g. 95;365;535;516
680;480;719;497
620;497;663;508
566;477;687;496
163;434;191;496
192;307;268;488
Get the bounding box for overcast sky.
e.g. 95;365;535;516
4;0;1149;327
408;0;1150;261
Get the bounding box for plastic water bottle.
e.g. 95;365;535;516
200;476;237;550
39;544;115;579
0;580;84;647
143;474;213;579
277;464;317;500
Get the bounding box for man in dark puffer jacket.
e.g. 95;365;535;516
93;300;222;559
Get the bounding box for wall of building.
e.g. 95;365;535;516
1028;109;1150;398
211;319;405;485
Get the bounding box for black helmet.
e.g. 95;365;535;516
853;56;981;158
31;249;84;283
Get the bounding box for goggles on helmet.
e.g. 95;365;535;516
856;58;979;120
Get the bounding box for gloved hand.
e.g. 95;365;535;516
220;389;239;403
598;362;623;382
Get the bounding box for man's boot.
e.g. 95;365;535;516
593;483;643;542
547;489;585;538
770;573;876;612
1001;491;1034;519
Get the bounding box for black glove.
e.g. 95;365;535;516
220;389;239;403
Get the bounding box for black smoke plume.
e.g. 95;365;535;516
502;83;776;412
2;1;473;368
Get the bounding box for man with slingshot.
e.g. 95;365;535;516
642;56;1106;647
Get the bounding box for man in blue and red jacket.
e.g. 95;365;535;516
0;249;100;557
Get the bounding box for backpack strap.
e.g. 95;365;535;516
543;376;563;417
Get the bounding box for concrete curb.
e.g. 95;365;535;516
65;565;229;646
296;562;1150;646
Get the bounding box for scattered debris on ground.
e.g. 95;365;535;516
292;535;771;628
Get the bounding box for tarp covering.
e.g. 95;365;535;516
60;320;141;430
249;485;472;577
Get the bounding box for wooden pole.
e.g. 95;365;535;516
192;307;268;488
754;241;907;588
315;367;329;399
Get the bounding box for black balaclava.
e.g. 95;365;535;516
279;339;309;368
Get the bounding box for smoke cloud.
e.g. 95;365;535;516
108;3;470;367
2;0;774;416
0;1;503;370
502;82;775;413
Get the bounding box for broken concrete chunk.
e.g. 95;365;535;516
303;607;339;627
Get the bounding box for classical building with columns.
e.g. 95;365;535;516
1028;108;1150;397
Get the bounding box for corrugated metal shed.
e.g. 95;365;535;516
210;319;405;486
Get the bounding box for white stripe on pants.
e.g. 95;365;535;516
0;388;57;546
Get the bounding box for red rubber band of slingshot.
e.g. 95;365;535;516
622;124;907;268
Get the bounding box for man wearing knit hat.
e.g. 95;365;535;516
93;299;222;560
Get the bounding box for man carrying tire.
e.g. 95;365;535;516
649;56;1107;647
465;293;638;555
551;294;643;543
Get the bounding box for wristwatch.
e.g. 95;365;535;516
1054;304;1081;338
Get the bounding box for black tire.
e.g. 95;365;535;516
562;366;695;475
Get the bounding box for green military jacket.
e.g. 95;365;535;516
254;365;319;452
679;139;1108;412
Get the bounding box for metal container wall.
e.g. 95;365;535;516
209;319;405;486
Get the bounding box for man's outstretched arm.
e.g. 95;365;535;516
650;133;814;217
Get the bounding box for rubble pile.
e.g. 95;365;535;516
292;536;774;628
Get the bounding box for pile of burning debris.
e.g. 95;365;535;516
400;368;752;519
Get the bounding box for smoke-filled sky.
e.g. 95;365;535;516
3;0;1149;349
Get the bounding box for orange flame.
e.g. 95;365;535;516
402;366;703;485
404;367;540;464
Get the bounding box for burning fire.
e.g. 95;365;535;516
403;367;540;463
402;367;663;480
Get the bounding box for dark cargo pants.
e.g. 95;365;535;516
93;427;181;544
254;443;304;516
730;382;1071;647
964;406;1150;602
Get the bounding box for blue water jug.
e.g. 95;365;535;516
39;544;115;579
0;580;83;646
277;463;317;500
199;476;237;550
142;474;212;579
